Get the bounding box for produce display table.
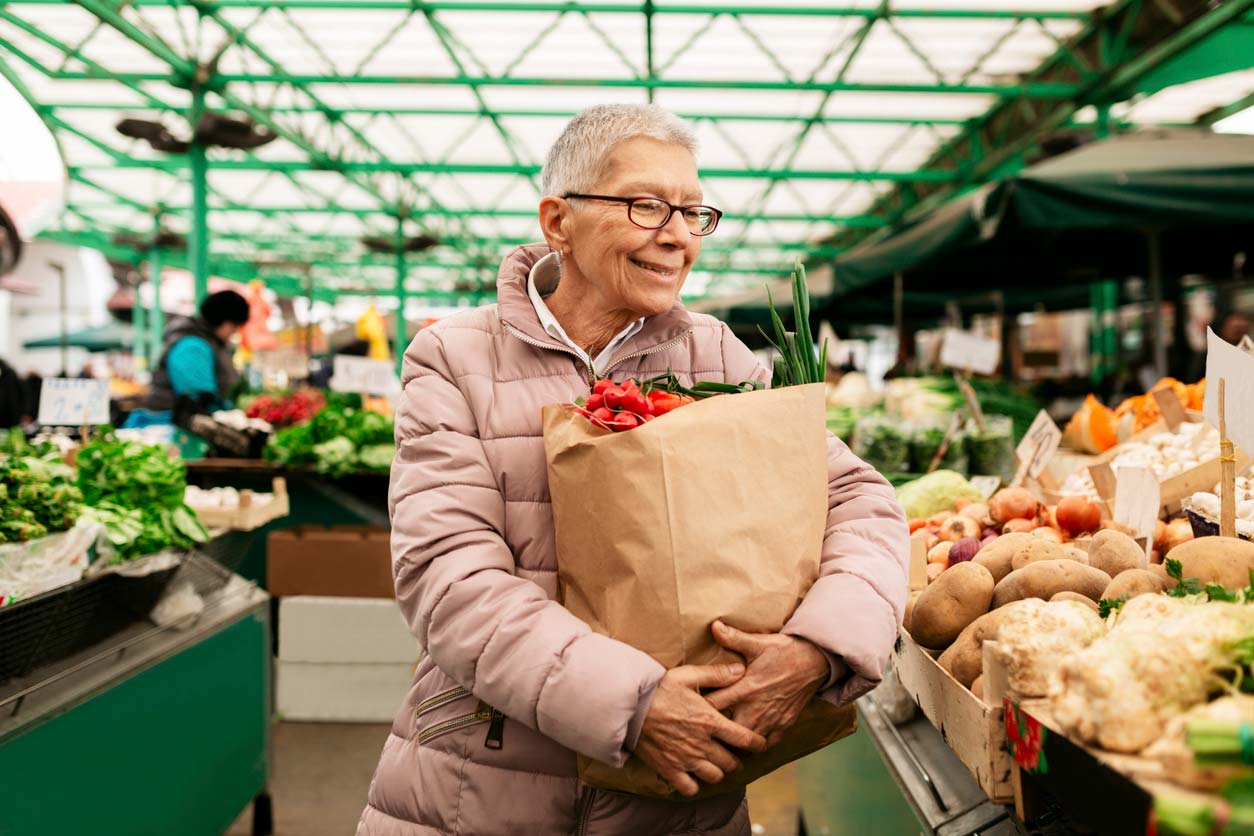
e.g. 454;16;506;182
846;692;1026;836
0;556;272;836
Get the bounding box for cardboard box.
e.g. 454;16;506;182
279;596;420;664
277;660;414;723
267;525;393;598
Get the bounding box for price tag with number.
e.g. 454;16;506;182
1014;410;1063;481
38;378;110;426
330;355;401;395
1204;327;1254;456
940;329;1000;376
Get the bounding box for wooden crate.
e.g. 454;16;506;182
892;630;1014;803
191;477;290;531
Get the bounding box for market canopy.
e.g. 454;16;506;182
828;129;1254;299
22;319;134;352
0;0;1251;307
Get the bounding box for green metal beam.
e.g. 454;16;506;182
71;160;958;182
2;0;1093;19
189;83;210;304
1199;88;1254;125
47;68;1082;98
37;102;972;127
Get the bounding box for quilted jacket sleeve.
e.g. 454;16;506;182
719;322;910;705
389;328;665;767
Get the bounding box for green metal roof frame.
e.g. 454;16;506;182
0;0;1251;315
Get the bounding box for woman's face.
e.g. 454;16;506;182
563;136;704;317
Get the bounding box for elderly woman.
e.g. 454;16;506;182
358;104;908;836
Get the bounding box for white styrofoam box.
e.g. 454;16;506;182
277;660;414;723
278;595;421;664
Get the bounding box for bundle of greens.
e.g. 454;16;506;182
884;377;1041;441
264;405;394;475
76;432;208;562
759;261;827;388
0;454;82;543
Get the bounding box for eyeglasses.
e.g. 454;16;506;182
562;193;723;236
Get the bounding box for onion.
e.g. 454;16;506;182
959;502;993;527
927;541;953;566
989;487;1040;523
1055;496;1102;537
949;537;981;564
1164;519;1194;553
1003;518;1035;534
939;516;981;543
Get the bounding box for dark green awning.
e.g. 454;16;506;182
23;321;134;353
829;129;1254;301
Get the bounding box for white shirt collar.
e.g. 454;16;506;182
526;251;645;377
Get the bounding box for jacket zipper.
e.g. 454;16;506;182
503;322;596;388
484;708;506;750
417;703;494;745
414;685;470;720
572;785;596;836
503;321;694;391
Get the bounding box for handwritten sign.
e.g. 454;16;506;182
940;329;1000;376
1014;410;1063;481
1204;327;1254;456
37;378;110;426
1114;466;1160;541
330;355;401;395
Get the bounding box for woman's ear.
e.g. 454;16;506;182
538;195;573;255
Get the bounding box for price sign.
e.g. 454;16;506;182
940;329;1000;376
330;355;401;395
1204;327;1254;457
1114;466;1159;541
1014;410;1063;481
969;475;1002;500
37;378;110;426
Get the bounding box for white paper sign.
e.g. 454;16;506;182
37;378;110;426
1113;466;1160;540
969;475;1002;500
1204;327;1254;456
1015;410;1063;480
940;329;1000;376
330;355;401;395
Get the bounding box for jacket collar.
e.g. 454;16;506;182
495;243;694;358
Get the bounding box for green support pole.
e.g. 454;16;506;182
394;215;408;377
150;246;165;366
189;85;209;304
133;277;147;371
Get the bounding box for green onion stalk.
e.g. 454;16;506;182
759;261;828;388
1154;780;1254;836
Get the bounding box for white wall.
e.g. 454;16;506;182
2;240;113;376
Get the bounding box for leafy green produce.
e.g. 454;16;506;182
265;405;394;475
853;414;910;474
910;419;968;476
759;261;827;388
966;415;1016;482
896;470;985;520
75;432;208;562
0;454;82;543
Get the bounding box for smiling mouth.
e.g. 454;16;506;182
630;258;679;278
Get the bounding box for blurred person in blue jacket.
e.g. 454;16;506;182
141;290;249;415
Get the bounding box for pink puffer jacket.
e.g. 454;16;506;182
358;244;909;836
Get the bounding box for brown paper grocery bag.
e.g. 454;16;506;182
543;383;857;799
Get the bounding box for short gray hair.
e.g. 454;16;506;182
540;104;698;197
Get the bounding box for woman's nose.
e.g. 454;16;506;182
654;208;693;246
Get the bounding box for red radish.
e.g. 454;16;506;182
988;487;1040;523
949;537;981;564
1055;496;1101;537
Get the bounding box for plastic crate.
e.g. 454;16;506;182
0;575;124;681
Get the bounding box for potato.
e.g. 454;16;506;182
927;562;945;583
1010;540;1089;572
1171;537;1254;590
909;562;995;649
938;599;1045;687
1087;529;1147;577
970;676;984;701
1050;590;1100;613
903;590;922;633
1101;568;1168;602
973;533;1035;583
991;560;1112;608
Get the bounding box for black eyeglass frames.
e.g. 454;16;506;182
562;194;723;236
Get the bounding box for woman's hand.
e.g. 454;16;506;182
704;621;831;747
634;663;767;797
